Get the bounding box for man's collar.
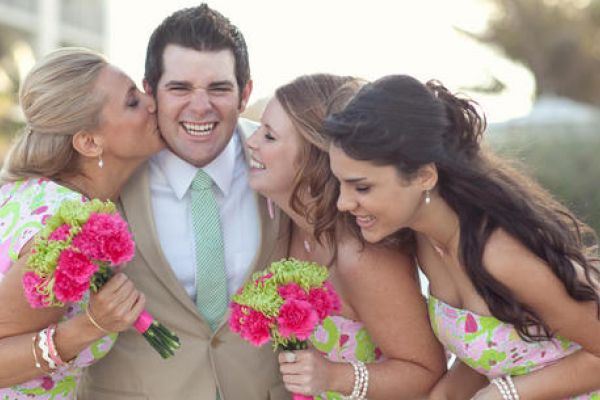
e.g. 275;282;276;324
153;130;239;200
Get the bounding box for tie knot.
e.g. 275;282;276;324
191;169;213;191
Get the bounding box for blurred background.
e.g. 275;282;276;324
0;0;598;234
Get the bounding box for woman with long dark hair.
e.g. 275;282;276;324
325;74;600;399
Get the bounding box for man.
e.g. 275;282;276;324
80;5;290;399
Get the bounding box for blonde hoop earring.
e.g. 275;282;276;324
424;190;431;205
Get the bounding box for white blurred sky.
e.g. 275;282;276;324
106;0;536;123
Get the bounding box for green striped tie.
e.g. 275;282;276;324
191;169;228;331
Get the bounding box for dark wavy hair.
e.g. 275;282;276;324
144;4;250;98
275;74;364;253
324;74;600;340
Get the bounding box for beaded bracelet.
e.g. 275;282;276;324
46;324;67;368
491;376;520;400
505;375;520;400
341;361;368;400
358;362;369;399
37;328;57;371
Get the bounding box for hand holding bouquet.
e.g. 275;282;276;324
229;258;341;400
22;199;180;359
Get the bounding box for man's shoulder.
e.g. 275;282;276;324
237;117;259;139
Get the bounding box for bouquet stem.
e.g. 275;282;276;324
91;267;180;359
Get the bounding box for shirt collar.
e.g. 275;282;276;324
154;130;239;200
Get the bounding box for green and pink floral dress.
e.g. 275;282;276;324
429;294;600;399
310;315;384;400
0;178;116;399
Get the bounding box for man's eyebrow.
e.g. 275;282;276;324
164;80;193;88
208;80;235;89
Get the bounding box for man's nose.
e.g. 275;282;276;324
188;89;212;112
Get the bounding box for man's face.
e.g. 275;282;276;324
151;44;251;167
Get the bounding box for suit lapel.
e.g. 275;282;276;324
120;165;209;331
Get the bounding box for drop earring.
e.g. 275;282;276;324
424;190;431;205
267;197;275;220
98;154;104;169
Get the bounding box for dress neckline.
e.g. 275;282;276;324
429;293;498;320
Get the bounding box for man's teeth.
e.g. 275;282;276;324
182;122;215;136
250;159;265;169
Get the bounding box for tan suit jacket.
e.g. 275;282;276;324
79;121;291;400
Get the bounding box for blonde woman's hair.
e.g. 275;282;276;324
0;47;108;183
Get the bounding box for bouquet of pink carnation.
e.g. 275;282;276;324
23;199;180;359
229;258;341;400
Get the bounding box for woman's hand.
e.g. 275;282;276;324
87;273;145;334
278;348;336;396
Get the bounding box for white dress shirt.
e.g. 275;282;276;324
148;132;260;300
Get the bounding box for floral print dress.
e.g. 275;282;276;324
428;294;600;399
0;178;116;400
310;315;385;400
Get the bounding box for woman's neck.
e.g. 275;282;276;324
268;191;314;234
58;161;135;201
412;195;461;257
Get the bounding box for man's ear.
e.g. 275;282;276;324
143;79;153;96
72;130;103;159
239;79;253;112
417;162;438;191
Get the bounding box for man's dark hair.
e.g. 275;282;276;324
144;4;250;95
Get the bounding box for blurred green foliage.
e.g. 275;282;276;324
488;125;600;237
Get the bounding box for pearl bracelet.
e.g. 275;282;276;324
491;376;519;400
341;361;368;400
505;375;520;400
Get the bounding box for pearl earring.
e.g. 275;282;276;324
98;155;104;169
424;190;431;205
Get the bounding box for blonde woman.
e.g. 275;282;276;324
0;47;163;398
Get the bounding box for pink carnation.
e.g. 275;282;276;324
308;287;335;320
73;213;135;265
228;303;244;333
72;229;103;260
278;283;308;301
277;299;319;340
239;308;272;347
22;271;49;308
101;230;135;265
56;249;98;284
48;224;71;241
53;268;90;303
323;281;341;313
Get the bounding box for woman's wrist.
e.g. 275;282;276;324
53;313;108;362
330;361;360;396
